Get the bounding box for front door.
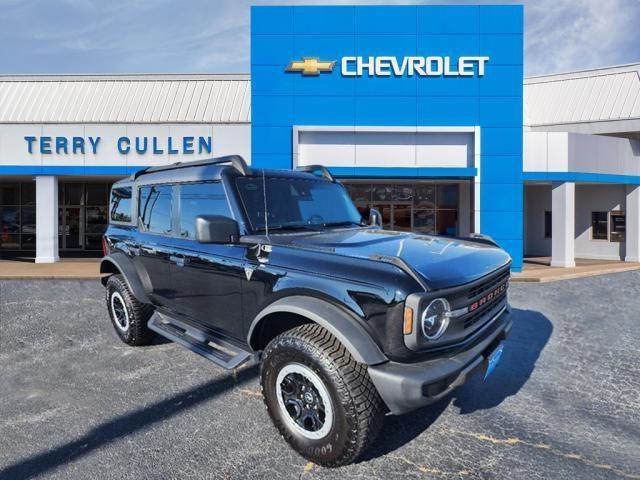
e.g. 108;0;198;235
169;240;246;339
58;207;83;249
167;181;245;340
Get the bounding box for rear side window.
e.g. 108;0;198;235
109;187;132;223
179;182;231;239
138;185;173;234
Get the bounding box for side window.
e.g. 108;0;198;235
109;187;132;223
138;185;173;234
179;182;231;239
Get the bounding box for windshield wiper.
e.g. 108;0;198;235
258;224;323;233
322;221;365;228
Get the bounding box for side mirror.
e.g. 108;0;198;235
195;215;239;244
369;208;382;228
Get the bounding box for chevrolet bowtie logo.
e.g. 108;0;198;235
286;58;336;76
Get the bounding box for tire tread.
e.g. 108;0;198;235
261;323;384;467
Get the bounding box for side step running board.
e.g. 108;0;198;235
148;312;258;370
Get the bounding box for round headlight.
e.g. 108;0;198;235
421;298;450;340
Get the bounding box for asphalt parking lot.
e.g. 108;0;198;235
1;273;639;480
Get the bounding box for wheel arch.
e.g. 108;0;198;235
100;253;151;305
247;296;388;366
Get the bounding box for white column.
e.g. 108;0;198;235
550;181;575;268
35;176;59;263
625;185;640;262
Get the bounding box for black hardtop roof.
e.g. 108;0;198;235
112;156;336;187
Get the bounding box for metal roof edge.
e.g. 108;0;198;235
525;62;640;84
0;73;251;82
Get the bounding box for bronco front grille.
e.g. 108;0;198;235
467;270;510;300
463;291;507;329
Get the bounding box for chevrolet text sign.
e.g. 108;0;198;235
341;56;489;77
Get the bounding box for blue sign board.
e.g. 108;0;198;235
251;5;524;270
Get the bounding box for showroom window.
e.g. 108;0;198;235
58;182;112;251
344;182;459;236
591;212;608;240
0;182;36;251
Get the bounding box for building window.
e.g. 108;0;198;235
591;212;608;240
1;182;37;250
179;182;230;239
544;211;552;238
139;185;173;234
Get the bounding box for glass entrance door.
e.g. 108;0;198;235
59;207;83;249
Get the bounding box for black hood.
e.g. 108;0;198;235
270;228;511;290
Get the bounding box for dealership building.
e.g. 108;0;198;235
1;5;639;272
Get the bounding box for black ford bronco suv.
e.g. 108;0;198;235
101;155;512;467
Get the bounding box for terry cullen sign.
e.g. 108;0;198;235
24;135;213;156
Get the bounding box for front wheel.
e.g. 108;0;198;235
260;324;385;467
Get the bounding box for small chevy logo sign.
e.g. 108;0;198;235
285;58;336;75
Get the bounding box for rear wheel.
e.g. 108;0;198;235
260;324;385;467
105;274;154;346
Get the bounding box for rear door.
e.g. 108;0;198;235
135;184;175;308
168;181;246;339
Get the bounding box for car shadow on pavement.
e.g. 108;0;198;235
362;308;552;461
0;365;259;480
1;309;551;477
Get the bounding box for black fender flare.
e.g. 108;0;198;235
100;252;152;305
247;296;388;366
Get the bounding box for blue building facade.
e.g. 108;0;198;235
251;5;524;270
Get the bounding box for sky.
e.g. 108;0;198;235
0;0;638;77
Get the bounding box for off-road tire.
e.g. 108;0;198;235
105;274;154;346
261;323;385;467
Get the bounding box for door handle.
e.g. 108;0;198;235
169;254;186;267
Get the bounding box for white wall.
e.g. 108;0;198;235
0;123;251;169
297;128;474;169
524;183;627;260
524;131;640;176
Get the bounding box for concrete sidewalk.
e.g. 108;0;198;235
512;257;640;283
0;258;101;279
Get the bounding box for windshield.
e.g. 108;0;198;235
236;176;363;232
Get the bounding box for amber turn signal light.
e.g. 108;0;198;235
403;307;414;335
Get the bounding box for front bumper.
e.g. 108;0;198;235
368;305;512;415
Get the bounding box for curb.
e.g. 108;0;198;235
511;265;640;283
